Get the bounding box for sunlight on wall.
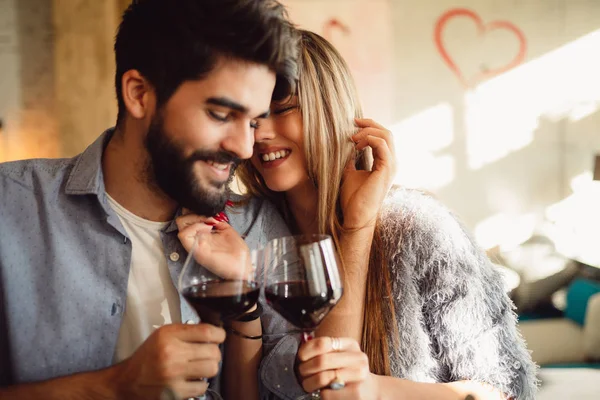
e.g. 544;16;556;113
390;102;455;190
466;29;600;170
474;212;537;250
544;172;600;267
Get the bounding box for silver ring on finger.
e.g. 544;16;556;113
331;337;341;352
329;369;346;391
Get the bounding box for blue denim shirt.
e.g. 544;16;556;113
0;129;303;398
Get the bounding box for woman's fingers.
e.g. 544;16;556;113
352;126;393;148
354;117;387;131
301;366;369;393
177;223;214;246
176;213;218;230
298;337;361;362
298;351;369;377
351;124;396;171
354;135;394;172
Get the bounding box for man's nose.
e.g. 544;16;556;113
222;121;254;160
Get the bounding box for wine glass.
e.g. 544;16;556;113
178;233;260;400
262;234;344;399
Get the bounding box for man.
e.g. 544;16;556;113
0;0;297;398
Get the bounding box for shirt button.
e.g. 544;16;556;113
169;252;180;262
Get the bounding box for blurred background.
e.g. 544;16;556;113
1;0;599;397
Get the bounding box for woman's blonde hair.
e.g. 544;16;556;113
237;30;399;375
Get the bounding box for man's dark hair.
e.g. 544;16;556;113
114;0;298;123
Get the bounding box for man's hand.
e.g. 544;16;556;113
114;323;225;399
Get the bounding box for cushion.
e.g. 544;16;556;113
519;318;585;365
564;278;600;326
583;293;600;360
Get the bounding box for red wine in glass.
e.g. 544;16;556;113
262;234;344;399
265;280;342;331
182;279;260;326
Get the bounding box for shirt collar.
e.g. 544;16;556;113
65;128;114;196
64;128;183;231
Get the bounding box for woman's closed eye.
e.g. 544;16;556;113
272;105;299;115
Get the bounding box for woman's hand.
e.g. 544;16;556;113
176;212;252;280
340;118;396;231
297;336;381;400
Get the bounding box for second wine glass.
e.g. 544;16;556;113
178;233;260;327
263;234;344;399
178;233;260;400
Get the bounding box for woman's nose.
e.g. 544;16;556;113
254;117;276;142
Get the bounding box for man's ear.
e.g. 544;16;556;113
121;70;155;120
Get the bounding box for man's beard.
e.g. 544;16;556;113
144;115;240;217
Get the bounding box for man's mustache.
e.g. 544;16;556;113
187;150;241;170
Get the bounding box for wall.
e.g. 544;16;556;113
0;0;122;161
0;0;58;161
0;0;598;249
283;0;600;247
53;0;120;156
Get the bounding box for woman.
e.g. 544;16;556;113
237;30;538;399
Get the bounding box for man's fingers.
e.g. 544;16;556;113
183;359;221;380
182;342;223;362
169;380;209;400
162;323;226;344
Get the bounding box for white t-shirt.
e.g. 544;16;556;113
107;194;182;363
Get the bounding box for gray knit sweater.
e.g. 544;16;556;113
378;187;538;398
260;187;538;399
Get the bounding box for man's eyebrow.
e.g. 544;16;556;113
206;97;270;119
206;97;248;113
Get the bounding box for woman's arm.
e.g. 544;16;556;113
317;118;396;343
381;188;538;399
316;226;374;343
222;309;262;400
296;337;508;400
377;376;507;400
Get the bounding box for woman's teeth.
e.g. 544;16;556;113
207;161;228;170
262;150;290;162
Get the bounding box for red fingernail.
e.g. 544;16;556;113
226;200;234;207
214;214;225;222
222;214;229;223
302;332;314;342
204;222;216;226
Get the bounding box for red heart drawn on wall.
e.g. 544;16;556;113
323;18;351;41
434;8;527;88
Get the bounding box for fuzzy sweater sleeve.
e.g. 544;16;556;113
381;188;538;399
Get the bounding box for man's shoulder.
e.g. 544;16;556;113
0;156;78;191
